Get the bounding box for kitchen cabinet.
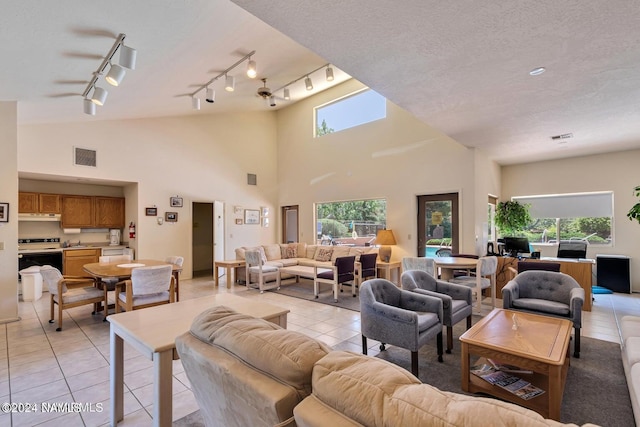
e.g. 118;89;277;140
61;195;125;228
18;192;61;214
63;248;101;276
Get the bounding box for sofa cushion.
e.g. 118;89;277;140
621;316;640;344
625;337;640;367
280;243;299;259
330;246;351;262
263;244;282;261
190;306;331;397
315;248;334;262
306;245;319;259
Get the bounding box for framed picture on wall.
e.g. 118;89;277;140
235;218;243;225
165;212;178;222
0;203;8;222
170;196;183;207
145;207;158;216
244;209;260;225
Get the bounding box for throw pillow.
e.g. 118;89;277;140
285;244;298;259
315;248;333;262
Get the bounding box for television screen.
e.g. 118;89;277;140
504;237;530;257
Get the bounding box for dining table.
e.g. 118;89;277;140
433;256;479;281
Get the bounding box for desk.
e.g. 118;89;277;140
214;259;245;288
496;257;594;311
376;261;402;285
434;257;479;281
108;293;289;427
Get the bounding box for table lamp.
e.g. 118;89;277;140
376;229;397;262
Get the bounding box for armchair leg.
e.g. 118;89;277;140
411;351;419;377
446;326;453;354
437;331;443;363
574;327;581;358
467;315;472;329
362;336;368;355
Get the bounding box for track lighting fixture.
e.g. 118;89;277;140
326;66;334;82
187;50;255;108
305;76;313;91
81;33;136;115
225;75;235;92
246;59;257;78
269;96;276;107
91;87;108;106
105;64;126;86
192;97;201;110
206;87;215;103
83;98;96;115
283;87;290;100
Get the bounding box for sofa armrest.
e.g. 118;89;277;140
502;280;519;309
293;395;363;427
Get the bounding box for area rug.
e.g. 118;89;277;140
376;323;632;427
273;278;360;311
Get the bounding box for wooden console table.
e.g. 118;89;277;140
496;257;594;311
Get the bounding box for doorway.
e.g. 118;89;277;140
192;201;225;277
281;205;299;243
417;193;459;256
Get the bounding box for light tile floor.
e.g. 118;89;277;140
1;276;639;426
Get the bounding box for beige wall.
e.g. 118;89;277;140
18;112;280;278
0;102;19;323
275;79;498;260
502;149;640;291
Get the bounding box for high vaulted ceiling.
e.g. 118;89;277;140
3;1;640;165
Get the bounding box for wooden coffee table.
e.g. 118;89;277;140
459;309;572;420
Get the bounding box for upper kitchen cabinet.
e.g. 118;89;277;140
19;192;61;213
94;197;125;228
61;195;94;228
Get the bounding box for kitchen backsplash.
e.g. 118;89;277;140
19;221;122;245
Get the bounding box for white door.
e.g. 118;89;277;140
214;201;225;277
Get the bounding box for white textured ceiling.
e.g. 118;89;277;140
4;0;640;165
233;0;640;165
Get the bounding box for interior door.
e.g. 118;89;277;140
417;193;459;256
282;205;299;243
192;202;214;277
214;201;225;276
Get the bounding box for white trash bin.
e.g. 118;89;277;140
19;266;43;302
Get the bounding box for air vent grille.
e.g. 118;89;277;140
550;133;573;141
247;173;257;185
74;147;97;167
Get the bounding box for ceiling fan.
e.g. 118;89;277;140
256;78;272;99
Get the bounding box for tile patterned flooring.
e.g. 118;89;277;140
1;276;639;426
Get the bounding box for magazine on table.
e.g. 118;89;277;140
470;358;545;400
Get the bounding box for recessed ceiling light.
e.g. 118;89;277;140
529;67;546;76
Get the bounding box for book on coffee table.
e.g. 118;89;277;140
470;358;545;400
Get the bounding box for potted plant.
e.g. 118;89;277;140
495;200;531;237
627;186;640;224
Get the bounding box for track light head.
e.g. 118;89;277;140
192;97;201;110
269;96;276;107
83;98;96;115
206;88;215;103
283;87;290;100
246;59;257;78
91;86;108;106
225;75;235;92
105;64;126;86
326;66;334;81
119;45;137;70
305;76;313;91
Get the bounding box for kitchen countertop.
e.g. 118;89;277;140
18;244;129;254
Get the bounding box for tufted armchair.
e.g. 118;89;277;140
401;269;473;354
502;270;584;357
360;278;443;376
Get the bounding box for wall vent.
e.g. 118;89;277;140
74;147;97;167
247;173;257;185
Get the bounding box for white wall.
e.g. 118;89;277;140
17;112;280;278
275;79;497;260
502;149;640;291
0;102;19;323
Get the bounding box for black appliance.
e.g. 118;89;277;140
596;255;631;293
18;238;63;276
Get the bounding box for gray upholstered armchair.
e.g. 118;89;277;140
502;270;584;358
360;278;443;376
401;269;472;354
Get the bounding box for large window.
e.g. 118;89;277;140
513;192;613;245
315;89;386;137
315;199;386;245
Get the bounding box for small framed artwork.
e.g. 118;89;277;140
170;196;183;208
235;218;243;225
261;207;269;217
0;203;8;222
165;212;178;222
244;209;260;225
145;207;158;216
262;217;270;227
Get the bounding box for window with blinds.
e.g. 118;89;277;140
512;192;613;245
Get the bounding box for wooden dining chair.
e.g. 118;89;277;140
114;264;175;313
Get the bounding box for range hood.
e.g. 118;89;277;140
18;213;62;222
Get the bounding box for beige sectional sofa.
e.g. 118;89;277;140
621;315;640;426
176;306;595;427
234;242;378;283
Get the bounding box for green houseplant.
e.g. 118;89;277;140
495;200;531;237
627;186;640;224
